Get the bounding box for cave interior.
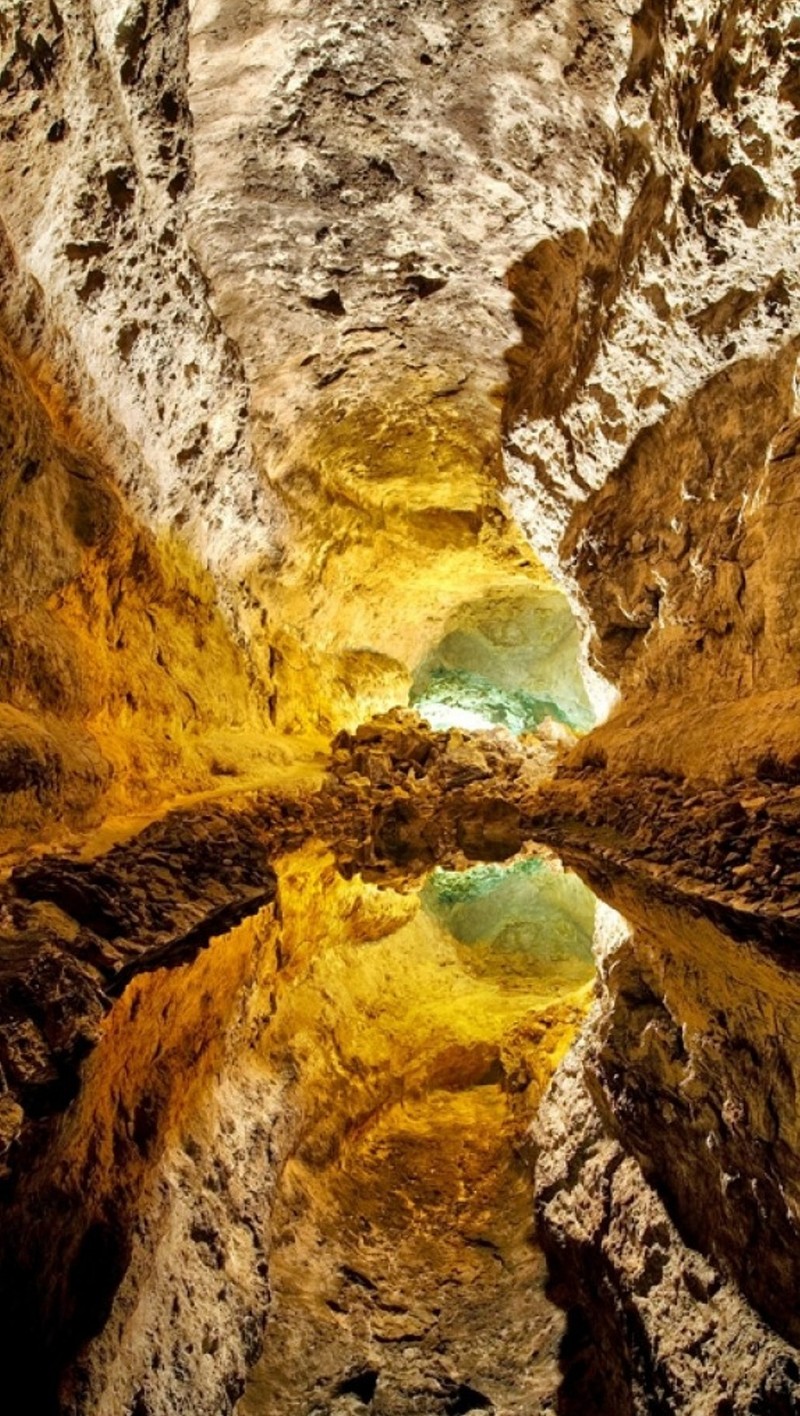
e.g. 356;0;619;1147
2;1;800;1414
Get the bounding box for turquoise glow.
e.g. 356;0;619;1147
421;857;595;986
410;588;595;736
411;667;591;735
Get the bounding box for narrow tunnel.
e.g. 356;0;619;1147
2;2;800;1415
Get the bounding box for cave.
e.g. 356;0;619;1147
408;585;597;734
1;2;800;1414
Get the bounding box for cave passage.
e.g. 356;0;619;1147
4;0;800;1410
232;580;603;1412
0;519;609;1416
408;587;596;736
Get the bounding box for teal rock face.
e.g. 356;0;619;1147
410;589;595;734
421;858;596;990
411;667;584;735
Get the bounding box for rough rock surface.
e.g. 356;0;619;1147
0;0;300;841
0;0;281;573
186;0;630;719
534;1028;800;1416
504;0;800;600
2;0;800;1413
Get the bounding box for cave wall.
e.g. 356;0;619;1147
502;0;800;782
494;3;800;1400
0;0;281;572
0;0;298;841
0;283;281;842
504;0;800;588
0;0;620;781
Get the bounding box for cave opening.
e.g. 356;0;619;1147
408;585;597;737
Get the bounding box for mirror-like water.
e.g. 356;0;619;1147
238;845;597;1416
421;857;596;987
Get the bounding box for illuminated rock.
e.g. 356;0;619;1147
411;587;595;734
1;0;800;1413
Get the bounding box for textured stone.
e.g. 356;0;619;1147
2;0;800;1413
534;1030;800;1416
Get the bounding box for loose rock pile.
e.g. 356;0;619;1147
321;708;562;883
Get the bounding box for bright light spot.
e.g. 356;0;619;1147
414;698;497;732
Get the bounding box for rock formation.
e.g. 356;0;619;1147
1;0;800;1414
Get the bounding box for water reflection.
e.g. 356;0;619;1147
421;856;596;990
238;842;597;1415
